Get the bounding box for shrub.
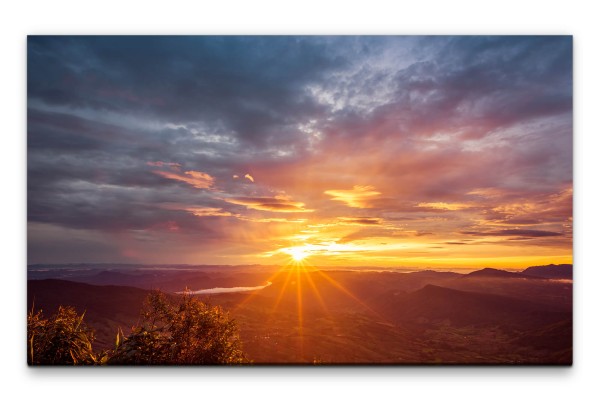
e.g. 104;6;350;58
108;290;248;365
27;306;103;365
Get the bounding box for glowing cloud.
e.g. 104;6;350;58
245;174;255;182
337;217;382;226
417;202;471;211
153;170;214;189
186;207;234;217
324;185;381;208
241;217;307;223
223;196;312;213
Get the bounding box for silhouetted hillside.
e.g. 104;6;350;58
522;264;573;279
379;284;568;328
66;269;275;293
463;268;538;280
28;279;151;349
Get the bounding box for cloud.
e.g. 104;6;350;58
146;161;181;168
27;36;343;153
26;36;572;265
461;229;562;238
324;185;381;208
479;187;573;227
240;217;307;223
337;217;382;226
158;202;236;218
417;202;471;211
153;170;215;189
223;196;312;213
185;207;234;217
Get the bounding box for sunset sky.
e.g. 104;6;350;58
27;36;572;269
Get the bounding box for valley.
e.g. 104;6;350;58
27;264;572;365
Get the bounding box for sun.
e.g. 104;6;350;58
290;248;308;262
287;247;309;262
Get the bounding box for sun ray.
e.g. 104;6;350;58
300;265;329;313
300;266;345;343
232;253;393;362
270;266;296;315
231;264;289;313
295;266;304;360
314;269;393;324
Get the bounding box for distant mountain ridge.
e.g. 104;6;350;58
521;264;572;279
378;284;566;328
463;267;538;279
462;264;573;280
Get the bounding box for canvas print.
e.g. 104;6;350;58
27;36;572;365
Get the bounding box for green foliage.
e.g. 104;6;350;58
27;305;103;365
27;291;248;365
108;290;248;365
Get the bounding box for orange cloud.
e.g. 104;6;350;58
153;170;214;189
324;185;381;208
158;202;234;217
240;217;307;223
417;202;471;211
244;173;255;182
337;217;382;226
223;196;312;213
185;207;234;217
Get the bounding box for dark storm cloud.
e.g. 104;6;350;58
28;36;342;148
28;37;350;241
28;172;208;243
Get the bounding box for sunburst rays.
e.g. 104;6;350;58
230;256;391;362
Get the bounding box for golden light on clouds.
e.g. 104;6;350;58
185;207;234;217
417;202;471;211
223;196;313;213
150;174;571;269
337;217;382;226
324;185;381;208
153;169;215;189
